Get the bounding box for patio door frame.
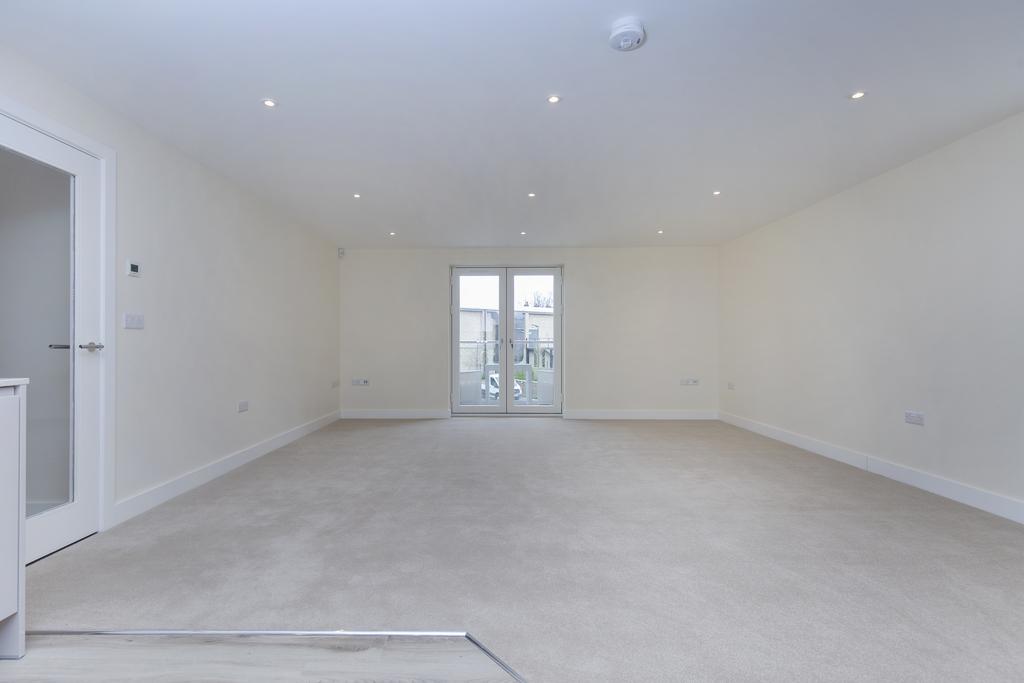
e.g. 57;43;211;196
450;266;562;415
0;96;117;560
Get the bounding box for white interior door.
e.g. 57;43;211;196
451;267;562;414
0;114;102;561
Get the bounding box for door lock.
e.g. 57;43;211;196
78;342;105;352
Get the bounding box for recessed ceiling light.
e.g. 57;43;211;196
712;190;721;196
352;194;361;199
262;98;277;108
547;95;561;104
850;91;866;100
388;231;396;236
520;231;527;235
657;229;664;234
527;193;536;198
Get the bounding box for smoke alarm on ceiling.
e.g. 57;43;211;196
609;17;646;51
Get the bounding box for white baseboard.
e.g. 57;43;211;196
718;413;870;469
340;409;451;419
864;456;1024;525
719;412;1024;525
104;410;340;529
563;409;720;420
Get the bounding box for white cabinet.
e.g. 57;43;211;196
0;379;27;659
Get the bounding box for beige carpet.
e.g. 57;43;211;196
23;419;1024;681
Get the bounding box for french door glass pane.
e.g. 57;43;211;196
512;273;555;406
0;146;74;517
457;274;503;407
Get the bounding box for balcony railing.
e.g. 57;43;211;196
457;339;555;403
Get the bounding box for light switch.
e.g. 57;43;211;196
904;410;925;426
123;312;145;330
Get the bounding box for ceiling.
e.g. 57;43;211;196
2;1;1023;248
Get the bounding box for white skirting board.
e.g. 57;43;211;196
340;409;719;420
104;411;341;530
719;412;1024;525
340;409;452;419
563;409;719;420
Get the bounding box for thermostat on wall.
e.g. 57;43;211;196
126;260;142;277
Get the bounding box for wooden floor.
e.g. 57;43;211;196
0;632;519;682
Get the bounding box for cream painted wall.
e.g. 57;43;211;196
6;39;1020;532
339;247;719;416
720;112;1024;503
0;48;340;508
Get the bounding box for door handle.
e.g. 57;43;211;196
78;342;105;352
48;344;71;349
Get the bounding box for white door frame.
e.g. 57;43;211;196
450;267;507;415
505;267;562;415
0;96;117;558
450;266;563;415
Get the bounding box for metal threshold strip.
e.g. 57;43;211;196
25;629;525;682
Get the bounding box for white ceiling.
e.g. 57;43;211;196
2;0;1023;248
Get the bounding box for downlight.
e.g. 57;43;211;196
609;17;646;52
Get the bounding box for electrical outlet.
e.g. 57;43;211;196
237;400;249;413
123;312;145;330
352;379;369;386
727;382;736;391
904;410;925;426
680;378;700;386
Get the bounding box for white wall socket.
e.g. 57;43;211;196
904;410;925;426
237;400;249;413
123;312;145;330
352;379;369;386
680;378;700;386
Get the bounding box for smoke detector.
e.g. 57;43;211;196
609;17;646;52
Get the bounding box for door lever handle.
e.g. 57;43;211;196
78;342;105;352
48;344;71;349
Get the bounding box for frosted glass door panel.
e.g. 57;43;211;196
0;147;73;518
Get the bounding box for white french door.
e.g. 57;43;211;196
451;267;562;414
0;113;103;561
